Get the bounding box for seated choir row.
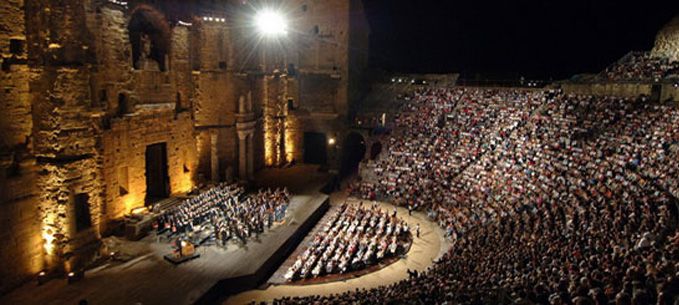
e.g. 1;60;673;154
284;202;411;281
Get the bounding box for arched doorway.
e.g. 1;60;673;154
370;141;382;160
117;93;128;117
145;142;170;204
128;5;171;71
303;132;328;165
340;132;366;178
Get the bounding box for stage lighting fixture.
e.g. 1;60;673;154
37;271;47;285
255;9;288;36
67;271;83;284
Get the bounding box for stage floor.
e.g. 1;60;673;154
0;166;332;305
225;195;450;305
254;164;333;194
0;166;449;305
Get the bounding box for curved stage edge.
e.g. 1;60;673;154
0;194;330;305
225;198;451;305
198;194;330;305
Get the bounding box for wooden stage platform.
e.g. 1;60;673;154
196;193;330;304
0;193;330;305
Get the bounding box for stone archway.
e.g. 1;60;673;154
340;132;367;178
128;5;172;71
117;92;129;117
369;141;382;160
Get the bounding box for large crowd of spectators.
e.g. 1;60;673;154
284;202;411;281
154;183;290;246
269;87;679;304
599;52;679;81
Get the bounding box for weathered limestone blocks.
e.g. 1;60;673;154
561;82;653;98
172;25;193;110
653;15;679;62
193;72;238;126
31;67;98;158
36;157;103;273
24;0;96;66
102;110;196;219
0;66;33;150
0;0;368;293
195;22;233;72
0;0;25;55
0;159;42;295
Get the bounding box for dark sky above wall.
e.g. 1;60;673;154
362;0;679;80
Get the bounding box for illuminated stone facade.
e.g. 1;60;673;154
262;0;371;166
653;15;679;62
563;14;679;101
0;0;369;293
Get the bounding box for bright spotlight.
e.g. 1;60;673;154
328;138;336;145
255;9;288;36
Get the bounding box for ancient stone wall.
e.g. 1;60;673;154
280;0;352;118
93;5;133;115
263;74;290;166
194;22;234;72
194;72;238;126
347;0;371;116
0;67;32;151
0;0;364;293
0;0;30;150
561;82;653;98
0;0;201;287
91;3;201;224
172;26;193;110
558;81;679;102
652;16;679;62
290;0;349;71
102;111;196;219
661;83;679;102
260;0;369;168
0;0;44;294
0;161;42;295
36;156;103;273
191;20;243;180
26;0;106;279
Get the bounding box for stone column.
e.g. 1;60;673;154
247;133;255;180
247;91;253;113
238;132;248;181
238;95;247;114
237;117;256;181
278;119;286;166
210;132;219;182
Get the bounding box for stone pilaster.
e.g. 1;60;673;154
236;120;256;181
247;133;254;180
210;131;219;182
237;132;247;181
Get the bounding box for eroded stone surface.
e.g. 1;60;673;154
0;0;370;294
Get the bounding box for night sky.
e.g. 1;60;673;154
363;0;679;80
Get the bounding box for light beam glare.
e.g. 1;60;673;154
255;9;288;36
